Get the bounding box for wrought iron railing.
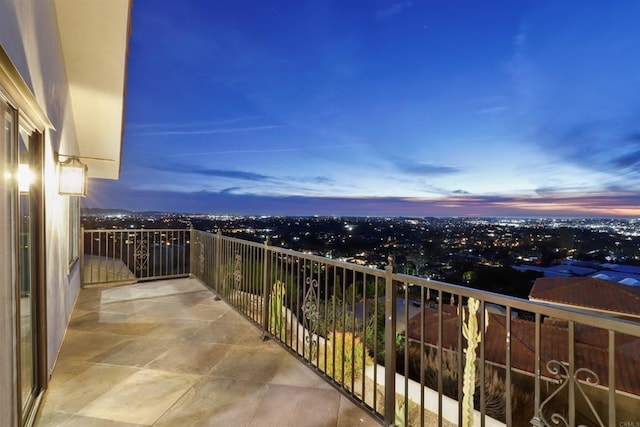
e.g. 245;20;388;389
83;228;640;426
81;228;190;286
190;229;640;427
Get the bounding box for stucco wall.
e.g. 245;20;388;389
0;0;81;407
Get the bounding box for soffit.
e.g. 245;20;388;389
54;0;131;179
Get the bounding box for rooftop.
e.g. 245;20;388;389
529;276;640;318
35;278;380;426
405;305;640;396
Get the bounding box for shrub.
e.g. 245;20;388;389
314;296;355;335
406;344;534;424
320;331;373;387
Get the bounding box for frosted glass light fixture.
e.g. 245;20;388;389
58;155;88;196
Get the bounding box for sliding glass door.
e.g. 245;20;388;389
2;98;43;425
1;97;18;426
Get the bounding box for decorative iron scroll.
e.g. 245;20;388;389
134;238;149;272
531;360;604;427
302;276;319;352
196;235;204;277
233;252;242;288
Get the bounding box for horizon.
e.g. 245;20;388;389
90;1;640;217
81;206;639;221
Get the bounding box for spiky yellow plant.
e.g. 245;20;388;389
320;331;372;387
461;298;489;427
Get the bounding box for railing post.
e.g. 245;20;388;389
261;236;271;340
384;255;397;427
531;313;542;426
80;226;85;288
608;330;616;427
189;227;194;279
214;231;222;299
568;321;575;427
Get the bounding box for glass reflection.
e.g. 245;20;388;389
18;129;34;412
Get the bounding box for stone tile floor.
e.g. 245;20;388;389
36;278;381;426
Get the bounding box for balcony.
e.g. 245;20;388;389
37;228;640;426
36;277;378;426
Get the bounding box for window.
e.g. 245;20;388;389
68;196;79;266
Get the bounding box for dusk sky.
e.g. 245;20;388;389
88;0;640;217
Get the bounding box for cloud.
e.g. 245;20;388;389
172;144;363;157
477;106;508;115
452;189;470;195
86;184;640;218
150;163;273;182
132;125;283;136
535;187;558;197
624;133;640;144
605;184;629;193
610;149;640;170
141;163;341;198
287;176;335;185
190;168;272;181
127;116;259;130
375;1;412;21
506;22;535;107
219;187;242;194
607;133;640;171
393;158;462;176
531;124;640;184
534;185;596;197
474;95;509;115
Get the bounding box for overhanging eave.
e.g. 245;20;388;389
54;0;131;179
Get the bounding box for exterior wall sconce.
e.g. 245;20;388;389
56;153;88;196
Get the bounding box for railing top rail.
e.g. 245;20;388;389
195;230;264;250
394;272;640;336
198;229;388;276
83;228;190;233
267;244;387;276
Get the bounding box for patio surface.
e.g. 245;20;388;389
35;278;381;426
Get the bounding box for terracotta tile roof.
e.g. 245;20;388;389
405;306;640;396
529;277;640;317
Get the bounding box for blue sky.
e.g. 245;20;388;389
89;0;640;217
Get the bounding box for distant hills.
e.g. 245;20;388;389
81;208;135;216
81;208;196;217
